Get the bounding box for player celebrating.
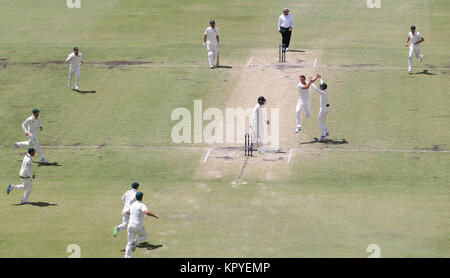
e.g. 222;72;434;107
124;192;159;258
6;148;36;205
13;108;49;163
113;182;140;237
310;73;330;141
250;96;270;154
405;25;424;73
295;75;314;133
203;20;220;69
66;46;83;90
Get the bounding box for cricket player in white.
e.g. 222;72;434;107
113;182;140;237
250;96;270;154
310;74;330;141
66;46;83;90
124;192;159;258
203;20;220;69
7;148;36;205
405;25;424;73
13;108;48;163
295;75;314;133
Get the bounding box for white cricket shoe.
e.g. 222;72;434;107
131;240;137;252
75;85;79;90
295;127;301;133
13;143;18;150
408;67;412;73
418;55;423;62
41;158;49;163
20;200;30;205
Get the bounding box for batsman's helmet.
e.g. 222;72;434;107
320;83;328;90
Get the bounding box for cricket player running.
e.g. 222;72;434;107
124;192;159;258
113;182;140;237
405;25;424;73
295;75;314;133
203;20;220;69
310;73;330;141
13;108;48;163
6;148;36;205
66;46;83;90
250;96;270;154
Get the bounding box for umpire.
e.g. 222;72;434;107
278;8;294;50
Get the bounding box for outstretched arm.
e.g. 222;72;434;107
405;37;410;47
144;210;159;219
414;37;424;45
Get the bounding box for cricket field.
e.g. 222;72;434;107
0;0;449;258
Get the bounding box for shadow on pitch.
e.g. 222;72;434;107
286;49;306;53
71;89;96;94
120;242;163;252
410;70;436;75
300;138;349;145
13;202;58;207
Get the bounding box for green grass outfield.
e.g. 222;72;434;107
0;0;449;257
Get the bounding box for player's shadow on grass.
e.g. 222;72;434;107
120;242;163;252
214;65;232;69
13;202;57;207
36;161;62;167
286;49;306;53
72;89;96;94
300;138;349;145
410;70;436;75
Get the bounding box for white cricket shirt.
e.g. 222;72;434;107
21;115;41;136
128;201;148;227
66;52;83;68
204;27;219;43
19;154;33;177
408;31;422;48
121;189;137;210
278;14;294;30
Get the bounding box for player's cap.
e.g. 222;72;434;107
28;147;36;153
258;96;267;102
136;192;144;201
73;46;79;50
210;20;215;24
131;182;140;189
320;82;328;90
410;25;416;30
32;108;40;113
283;8;289;12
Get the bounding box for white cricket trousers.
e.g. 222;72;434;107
318;107;329;137
125;224;147;258
408;46;423;68
117;209;130;232
206;42;219;67
296;97;311;128
12;177;33;202
68;66;81;88
16;135;45;160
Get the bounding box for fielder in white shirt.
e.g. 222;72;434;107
203;20;220;69
405;25;424;73
113;182;140;237
250;96;270;154
124;192;159;258
13;108;48;163
66;46;83;90
295;75;313;133
310;74;330;141
7;148;37;205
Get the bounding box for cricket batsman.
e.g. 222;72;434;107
250;96;270;154
405;25;424;73
295;75;314;133
6;148;37;205
203;20;220;69
113;182;140;237
310;73;330;141
66;46;83;90
13;108;49;163
124;192;159;258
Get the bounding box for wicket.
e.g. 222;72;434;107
278;44;286;62
244;133;253;156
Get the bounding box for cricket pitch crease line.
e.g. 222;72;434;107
88;64;449;71
40;145;450;154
